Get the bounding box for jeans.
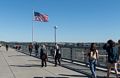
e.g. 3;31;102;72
41;59;47;67
35;50;38;57
55;56;61;66
89;59;97;78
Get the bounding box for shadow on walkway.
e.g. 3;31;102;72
33;77;69;78
10;64;41;67
97;76;114;78
10;64;54;67
59;74;88;77
8;55;27;57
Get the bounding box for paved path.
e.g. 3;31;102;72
0;46;87;78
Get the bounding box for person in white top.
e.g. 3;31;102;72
88;43;99;78
54;44;61;66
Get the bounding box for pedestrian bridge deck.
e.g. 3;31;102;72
0;46;117;78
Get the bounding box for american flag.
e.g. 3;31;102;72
34;12;48;22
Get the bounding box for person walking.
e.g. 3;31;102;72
50;47;54;58
40;45;47;67
28;43;33;56
6;44;8;51
34;43;39;57
103;40;119;78
88;43;99;78
54;44;61;66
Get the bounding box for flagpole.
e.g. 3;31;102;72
32;10;34;43
32;23;33;42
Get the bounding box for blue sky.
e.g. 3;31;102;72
0;0;120;42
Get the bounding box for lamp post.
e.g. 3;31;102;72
54;26;58;45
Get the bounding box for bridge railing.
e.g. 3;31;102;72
10;44;108;68
57;47;107;67
46;46;108;68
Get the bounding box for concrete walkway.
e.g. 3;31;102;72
0;46;87;78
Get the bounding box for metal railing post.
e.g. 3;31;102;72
70;47;73;63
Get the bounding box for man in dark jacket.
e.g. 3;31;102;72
34;43;39;57
103;40;119;78
40;45;47;67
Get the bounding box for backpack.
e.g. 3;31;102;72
29;45;33;49
40;48;47;59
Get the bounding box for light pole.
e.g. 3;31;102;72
54;26;58;45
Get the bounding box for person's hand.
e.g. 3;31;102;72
117;60;120;63
46;58;48;61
